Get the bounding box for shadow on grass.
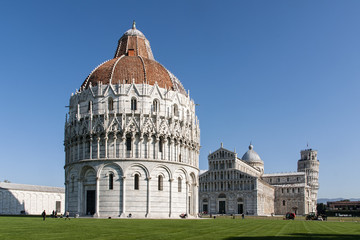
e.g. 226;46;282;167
225;233;360;240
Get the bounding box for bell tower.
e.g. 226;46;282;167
297;148;319;213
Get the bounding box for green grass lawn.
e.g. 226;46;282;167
0;217;359;240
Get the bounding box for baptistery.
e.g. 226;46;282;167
64;22;200;218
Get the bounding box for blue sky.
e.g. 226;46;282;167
0;0;359;198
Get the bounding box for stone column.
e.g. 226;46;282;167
139;135;143;159
77;138;80;161
122;176;126;217
155;137;159;160
131;134;135;158
194;183;199;217
64;181;69;213
89;136;93;159
104;134;108;158
82;138;86;160
146;177;152;217
175;141;178;162
170;138;174;161
95;177;100;217
186;181;189;216
77;178;82;215
113;134;117;158
69;141;72;163
146;136;150;159
122;136;126;158
169;178;173;217
97;136;100;159
163;138;168;160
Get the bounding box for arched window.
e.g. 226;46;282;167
179;154;181;162
108;97;114;111
283;200;286;206
134;174;139;190
218;193;226;198
153;99;159;112
159;138;163;152
173;104;179;117
158;175;163;191
131;98;137;111
126;135;132;151
88;101;92;112
178;177;182;192
109;173;114;190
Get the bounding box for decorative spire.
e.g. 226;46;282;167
132;20;136;29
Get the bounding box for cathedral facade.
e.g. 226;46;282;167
199;144;319;216
64;23;200;218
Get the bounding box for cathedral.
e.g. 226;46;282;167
64;22;200;218
199;144;319;216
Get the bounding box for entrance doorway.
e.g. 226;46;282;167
237;204;243;214
86;190;95;215
56;201;61;213
219;201;226;214
203;204;208;213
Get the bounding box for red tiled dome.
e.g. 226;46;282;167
81;22;186;95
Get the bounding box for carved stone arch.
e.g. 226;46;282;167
184;127;190;140
126;82;141;96
81;119;89;135
98;163;123;179
150;164;172;180
107;116;122;133
80;165;97;179
158;119;169;137
125;116;139;134
131;171;142;177
71;124;77;138
189;172;197;185
141;117;155;136
80;165;97;187
173;121;181;138
104;84;117;97
92;117;104;134
173;167;189;182
66;166;79;181
124;163;149;178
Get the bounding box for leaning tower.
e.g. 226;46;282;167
297;148;319;213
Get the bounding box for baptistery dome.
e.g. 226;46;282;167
64;22;200;218
81;22;186;95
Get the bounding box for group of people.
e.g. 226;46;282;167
41;210;70;221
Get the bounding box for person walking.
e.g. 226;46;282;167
42;210;46;221
65;211;70;220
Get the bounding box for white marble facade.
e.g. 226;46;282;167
199;145;319;216
0;182;64;215
64;24;200;218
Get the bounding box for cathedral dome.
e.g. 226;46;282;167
81;22;186;95
242;144;263;163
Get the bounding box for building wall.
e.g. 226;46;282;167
0;187;64;215
256;180;275;215
200;146;319;216
66;160;197;218
65;83;200;218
